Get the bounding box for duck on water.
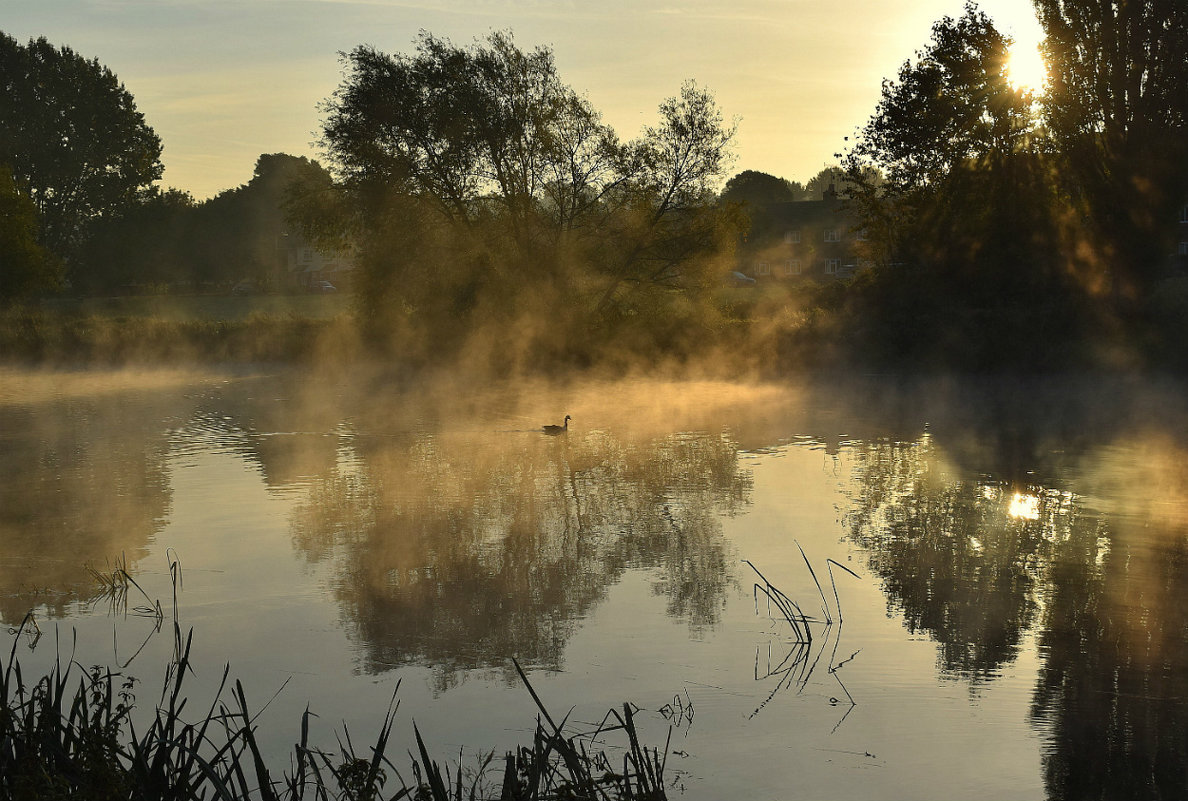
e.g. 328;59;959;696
542;415;571;435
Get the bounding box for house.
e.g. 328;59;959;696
282;232;355;291
737;185;871;282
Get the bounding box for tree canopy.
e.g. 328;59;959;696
0;33;162;262
316;30;738;363
839;3;1076;366
1036;0;1188;298
719;170;799;206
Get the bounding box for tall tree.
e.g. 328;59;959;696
317;31;737;359
1035;0;1188;299
0;33;162;262
841;3;1073;366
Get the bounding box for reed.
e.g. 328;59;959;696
0;621;669;800
745;550;861;724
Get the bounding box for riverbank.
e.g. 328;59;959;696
0;305;358;366
1;620;669;801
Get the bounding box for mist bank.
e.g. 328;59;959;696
5;280;1186;380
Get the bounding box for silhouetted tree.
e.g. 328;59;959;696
186;154;334;289
76;187;195;293
719;170;799;207
1035;0;1188;302
0;33;162;264
840;3;1077;367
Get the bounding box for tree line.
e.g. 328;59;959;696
838;1;1188;368
2;2;1186;370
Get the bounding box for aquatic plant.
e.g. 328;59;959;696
0;620;669;800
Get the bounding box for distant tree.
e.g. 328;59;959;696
803;167;842;200
76;154;337;293
0;33;163;263
719;170;798;206
0;166;60;301
1035;0;1188;299
76;188;195;293
188;154;335;288
318;31;738;359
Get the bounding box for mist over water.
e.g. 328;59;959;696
3;366;1188;800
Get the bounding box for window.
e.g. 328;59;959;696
825;258;840;274
1179;241;1188;256
757;261;770;276
1181;205;1188;223
785;230;801;244
790;260;802;275
824;228;840;242
856;228;869;241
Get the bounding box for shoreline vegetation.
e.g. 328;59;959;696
3;287;1184;378
1;620;671;801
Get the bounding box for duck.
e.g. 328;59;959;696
542;415;571;435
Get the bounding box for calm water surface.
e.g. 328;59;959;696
2;367;1187;800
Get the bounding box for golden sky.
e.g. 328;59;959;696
9;0;1043;200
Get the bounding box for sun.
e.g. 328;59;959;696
1006;38;1048;93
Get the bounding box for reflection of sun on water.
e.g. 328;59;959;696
1008;492;1040;520
1007;39;1048;93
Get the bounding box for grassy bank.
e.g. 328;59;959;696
0;306;359;365
1;623;669;800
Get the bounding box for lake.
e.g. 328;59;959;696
2;366;1186;800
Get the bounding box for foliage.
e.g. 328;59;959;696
0;166;61;302
0;625;670;800
1036;0;1188;301
74;188;196;293
838;3;1089;368
75;154;337;293
0;32;162;261
719;170;799;207
315;31;738;364
186;154;336;288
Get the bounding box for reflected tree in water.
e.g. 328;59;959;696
1032;436;1188;801
289;426;750;688
844;435;1052;680
0;392;175;623
844;419;1188;798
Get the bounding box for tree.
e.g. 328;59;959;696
317;31;738;361
840;3;1075;366
1035;0;1188;300
75;187;195;293
0;166;60;301
719;170;798;206
0;33;162;262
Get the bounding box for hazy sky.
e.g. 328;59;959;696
8;0;1044;200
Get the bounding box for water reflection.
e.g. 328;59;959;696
9;368;1188;799
1032;434;1188;801
842;390;1188;800
287;426;750;689
844;435;1048;680
0;384;179;624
